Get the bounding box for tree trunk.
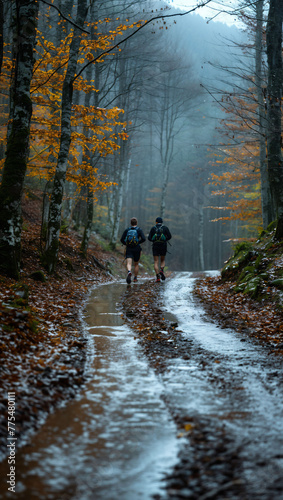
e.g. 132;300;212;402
43;0;88;273
266;0;283;238
0;0;39;279
108;52;130;248
80;186;94;256
110;139;127;248
6;0;18;143
198;205;205;271
255;0;274;227
40;180;53;250
160;159;170;218
0;0;3;75
80;27;99;254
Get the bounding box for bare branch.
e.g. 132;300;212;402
39;0;90;34
73;0;214;81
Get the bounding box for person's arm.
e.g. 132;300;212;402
138;228;146;244
120;229;127;245
148;227;154;242
165;227;172;241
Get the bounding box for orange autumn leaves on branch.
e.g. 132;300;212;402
0;15;142;194
208;92;262;233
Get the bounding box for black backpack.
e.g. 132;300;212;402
125;227;139;247
152;225;166;243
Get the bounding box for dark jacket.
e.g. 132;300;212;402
120;225;146;249
148;223;172;246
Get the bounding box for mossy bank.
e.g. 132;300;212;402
194;224;283;349
221;222;283;308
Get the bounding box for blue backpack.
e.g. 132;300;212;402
125;227;139;247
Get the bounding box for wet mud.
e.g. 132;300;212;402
120;273;283;500
1;273;283;499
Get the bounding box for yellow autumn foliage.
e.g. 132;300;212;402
0;15;138;195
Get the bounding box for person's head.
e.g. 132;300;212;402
131;217;138;226
156;217;163;224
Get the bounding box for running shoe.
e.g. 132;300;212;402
133;276;138;282
156;274;160;282
126;272;132;284
159;268;166;280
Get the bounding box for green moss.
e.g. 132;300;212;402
232;241;254;257
242;277;262;298
259;229;267;239
271;278;283;290
267;220;277;232
28;318;39;334
29;270;47;282
238;265;256;282
60;219;69;234
221;244;255;280
234;282;247;293
257;272;269;281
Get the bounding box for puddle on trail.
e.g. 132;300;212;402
0;281;179;500
1;272;283;500
161;272;283;499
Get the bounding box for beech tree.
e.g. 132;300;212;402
255;0;273;228
207;1;279;234
266;0;283;239
0;0;39;278
42;0;88;273
0;0;3;75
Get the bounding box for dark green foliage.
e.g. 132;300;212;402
232;241;253;257
64;258;74;272
221;242;255;281
60;220;69;234
267;220;277;232
29;270;47;282
221;227;283;305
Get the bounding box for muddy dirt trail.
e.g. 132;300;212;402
1;272;283;499
159;272;283;499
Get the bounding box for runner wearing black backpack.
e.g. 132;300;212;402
120;217;146;284
148;217;172;282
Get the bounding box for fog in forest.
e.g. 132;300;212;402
85;1;246;271
4;0;247;272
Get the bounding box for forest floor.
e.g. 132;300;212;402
1;192;283;479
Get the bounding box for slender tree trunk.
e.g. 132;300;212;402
266;0;283;237
110;139;127;248
198;206;205;271
255;0;273;227
80;186;94;255
108;176;115;229
109;52;130;248
124;157;131;225
0;0;39;279
43;0;88;273
0;0;3;75
40;180;53;249
81;29;99;254
160;159;170;218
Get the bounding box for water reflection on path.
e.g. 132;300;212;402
1;281;178;500
162;272;283;499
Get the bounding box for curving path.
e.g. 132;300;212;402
1;272;283;499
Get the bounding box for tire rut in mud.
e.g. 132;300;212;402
120;280;247;500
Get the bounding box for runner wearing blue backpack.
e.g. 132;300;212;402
120;217;146;284
148;217;172;282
